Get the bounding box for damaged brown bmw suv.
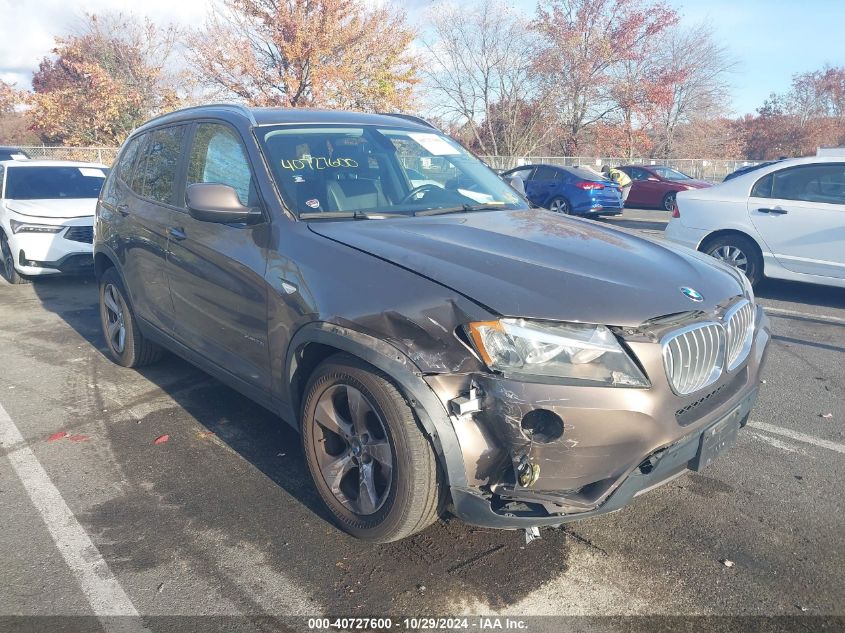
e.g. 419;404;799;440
94;105;770;542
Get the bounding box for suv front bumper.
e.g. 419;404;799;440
426;307;770;529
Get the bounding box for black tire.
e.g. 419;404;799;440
662;192;677;212
1;232;30;285
547;196;570;214
98;267;162;367
301;354;442;543
701;234;764;287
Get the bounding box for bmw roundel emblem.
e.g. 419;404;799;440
681;286;704;302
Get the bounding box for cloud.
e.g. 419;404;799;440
0;0;209;88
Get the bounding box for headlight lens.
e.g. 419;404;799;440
9;219;63;234
466;319;649;387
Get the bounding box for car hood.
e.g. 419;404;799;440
680;179;712;189
4;198;97;219
308;209;743;327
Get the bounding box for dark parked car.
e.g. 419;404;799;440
94;105;769;542
618;165;712;210
723;159;784;182
0;146;30;161
501;164;623;215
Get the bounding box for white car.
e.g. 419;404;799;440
665;155;845;288
0;160;107;284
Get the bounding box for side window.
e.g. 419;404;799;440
768;164;845;204
629;168;649;181
532;166;559;181
751;173;773;198
138;126;186;205
128;133;149;195
187;123;254;206
115;136;142;185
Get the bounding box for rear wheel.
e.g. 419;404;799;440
98;267;162;367
301;355;442;542
662;192;677;212
1;233;30;285
702;234;763;287
548;197;570;214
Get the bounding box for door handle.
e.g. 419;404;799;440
116;204;129;217
757;207;788;215
168;226;187;240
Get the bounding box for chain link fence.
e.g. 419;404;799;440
15;146;120;165
479;156;761;182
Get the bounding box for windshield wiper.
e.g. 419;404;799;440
414;203;507;216
299;210;408;220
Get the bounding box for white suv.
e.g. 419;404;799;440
0;160;107;284
665;155;845;288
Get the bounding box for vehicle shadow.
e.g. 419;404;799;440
29;275;573;615
756;278;845;311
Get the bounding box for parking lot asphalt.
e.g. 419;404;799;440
1;208;843;631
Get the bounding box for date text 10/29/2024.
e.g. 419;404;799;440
307;617;529;630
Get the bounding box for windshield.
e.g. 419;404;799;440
4;166;107;199
652;166;692;181
256;125;527;217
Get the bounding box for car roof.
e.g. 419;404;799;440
133;104;436;137
0;160;108;168
683;155;845;199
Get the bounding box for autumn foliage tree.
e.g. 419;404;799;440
533;0;678;154
28;13;180;146
187;0;418;111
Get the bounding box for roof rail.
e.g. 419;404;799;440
141;103;258;128
378;112;438;130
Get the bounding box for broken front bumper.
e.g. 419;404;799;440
426;307;770;529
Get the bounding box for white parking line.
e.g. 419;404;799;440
762;306;845;325
0;401;140;617
747;420;845;454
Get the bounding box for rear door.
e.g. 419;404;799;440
526;166;560;207
167;121;272;390
748;163;845;279
117;126;188;331
621;167;650;206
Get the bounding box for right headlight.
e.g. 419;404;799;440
466;319;649;387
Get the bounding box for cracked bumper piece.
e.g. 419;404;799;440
449;386;757;529
429;308;770;529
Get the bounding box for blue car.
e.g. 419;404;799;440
502;164;623;216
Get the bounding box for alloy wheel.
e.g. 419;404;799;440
664;194;676;211
102;283;127;354
550;198;569;214
710;245;749;272
311;384;393;516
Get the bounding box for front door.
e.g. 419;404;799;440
747;163;845;280
167;121;273;390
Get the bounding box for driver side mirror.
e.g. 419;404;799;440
647;176;660;182
186;183;262;224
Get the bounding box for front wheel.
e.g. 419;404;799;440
703;234;763;287
548;197;570;214
301;355;442;542
1;233;30;285
662;192;677;212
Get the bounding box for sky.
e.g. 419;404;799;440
1;0;843;116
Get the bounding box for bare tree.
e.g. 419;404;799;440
422;0;552;156
648;21;737;157
534;0;678;154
